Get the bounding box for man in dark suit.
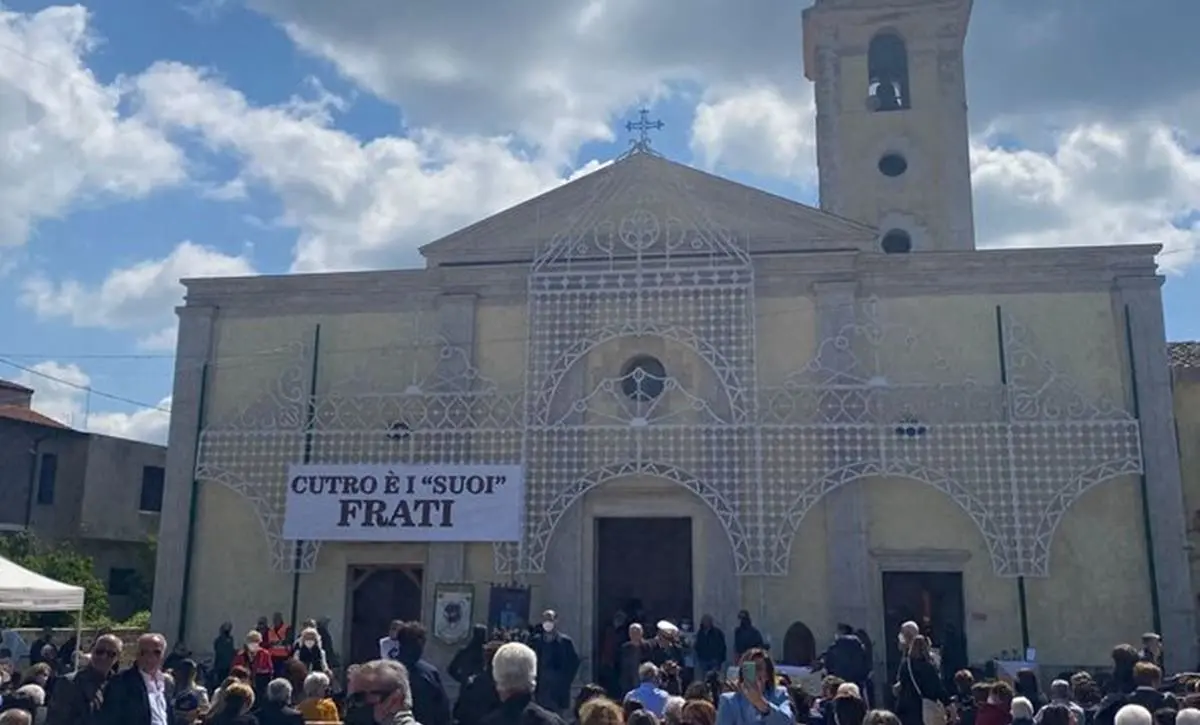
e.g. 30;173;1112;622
46;634;123;725
482;642;564;725
99;633;171;725
254;678;304;725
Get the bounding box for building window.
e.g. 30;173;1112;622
868;32;911;112
107;567;137;596
139;466;165;513
36;453;57;505
878;153;908;177
881;229;913;254
620;355;667;402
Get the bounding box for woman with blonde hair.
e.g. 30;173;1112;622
203;680;257;724
290;627;330;675
580;697;626;725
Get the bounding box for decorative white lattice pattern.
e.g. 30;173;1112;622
520;149;760;574
759;305;1142;576
193;150;1144;579
195;325;523;573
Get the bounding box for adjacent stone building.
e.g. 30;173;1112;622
0;379;165;620
151;0;1194;679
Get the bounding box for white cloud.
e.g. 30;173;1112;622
686;85;1198;271
690;84;817;182
245;0;799;157
12;361;170;445
971;122;1199;271
20;241;255;350
87;401;172;445
0;6;183;251
131;62;587;272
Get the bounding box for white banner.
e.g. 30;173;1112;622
283;464;523;542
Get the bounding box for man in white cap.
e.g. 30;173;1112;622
652;622;684;672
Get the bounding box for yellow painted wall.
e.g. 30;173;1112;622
1024;473;1150;668
188;288;1145;671
1175;376;1200;632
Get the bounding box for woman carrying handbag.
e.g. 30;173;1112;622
895;637;952;725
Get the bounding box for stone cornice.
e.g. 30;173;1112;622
183;243;1163;315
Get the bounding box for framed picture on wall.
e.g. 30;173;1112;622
487;585;531;632
432;583;474;645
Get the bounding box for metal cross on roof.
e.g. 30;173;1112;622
626;108;664;152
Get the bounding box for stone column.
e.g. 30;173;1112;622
814;281;872;634
150;305;216;642
423;295;474;665
1115;277;1197;673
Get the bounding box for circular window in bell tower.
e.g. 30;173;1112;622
878;152;908;177
620;355;667;401
880;229;913;254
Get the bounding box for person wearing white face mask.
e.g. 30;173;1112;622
291;627;332;675
232;630;274;696
529;610;580;716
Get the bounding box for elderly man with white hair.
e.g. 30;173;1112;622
99;632;172;725
483;642;564;725
1035;679;1084;725
620;623;656;693
346;658;418;725
0;684;44;723
0;708;33;725
624;662;670;717
46;632;123;725
1115;705;1153;725
256;678;305;724
1177;709;1200;725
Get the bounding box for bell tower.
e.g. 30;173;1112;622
803;0;975;253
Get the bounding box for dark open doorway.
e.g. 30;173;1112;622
593;517;693;674
882;571;967;700
347;565;423;666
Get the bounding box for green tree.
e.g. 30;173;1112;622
128;534;157;613
0;532;110;627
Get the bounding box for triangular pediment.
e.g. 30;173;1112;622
419;151;879;267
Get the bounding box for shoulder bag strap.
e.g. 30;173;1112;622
905;658;926;700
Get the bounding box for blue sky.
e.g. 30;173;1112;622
0;0;1196;442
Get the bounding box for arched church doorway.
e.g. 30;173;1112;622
881;571;966;700
541;472;740;687
595;517;693;631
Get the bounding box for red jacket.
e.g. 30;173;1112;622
232;647;274;675
976;702;1012;725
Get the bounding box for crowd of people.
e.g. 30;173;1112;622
0;608;1195;725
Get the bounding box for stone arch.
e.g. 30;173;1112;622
770;460;1005;575
868;30;911;112
527;322;752;425
1028;457;1144;576
782;621;818;666
525;460;751;573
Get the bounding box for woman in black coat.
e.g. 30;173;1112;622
894;636;950;725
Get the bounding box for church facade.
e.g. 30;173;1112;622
151;0;1196;677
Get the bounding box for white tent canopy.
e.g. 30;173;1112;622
0;554;85;611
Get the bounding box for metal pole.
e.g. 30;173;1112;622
995;306;1031;652
290;324;322;632
1124;304;1162;633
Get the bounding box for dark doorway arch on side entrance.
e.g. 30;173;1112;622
782;620;818;666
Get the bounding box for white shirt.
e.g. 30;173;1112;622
140;668;170;725
379;636;401;661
